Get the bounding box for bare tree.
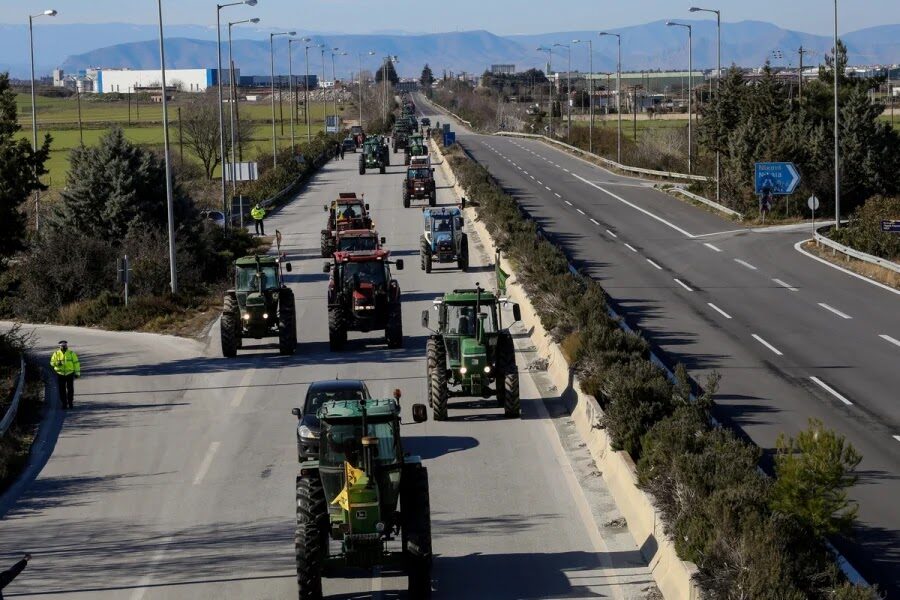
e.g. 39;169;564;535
180;95;222;180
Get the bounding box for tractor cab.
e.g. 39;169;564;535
419;207;467;271
322;194;374;257
336;229;386;253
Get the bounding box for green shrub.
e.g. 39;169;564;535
830;196;900;260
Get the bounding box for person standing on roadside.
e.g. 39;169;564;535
50;341;80;409
251;203;266;236
1;554;32;599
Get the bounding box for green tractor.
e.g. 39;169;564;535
422;285;522;420
220;255;297;357
404;133;427;166
359;137;388;175
294;396;432;599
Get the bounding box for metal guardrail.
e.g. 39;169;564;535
494;131;712;182
669;187;744;220
814;226;900;274
0;356;26;437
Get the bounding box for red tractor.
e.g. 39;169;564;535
335;228;387;253
321;193;374;257
324;249;405;351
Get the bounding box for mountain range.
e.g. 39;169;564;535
2;20;898;80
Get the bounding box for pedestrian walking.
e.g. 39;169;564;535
50;341;79;409
0;554;31;599
251;203;266;236
340;145;345;160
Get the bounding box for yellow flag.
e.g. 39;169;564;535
331;486;349;511
331;461;367;511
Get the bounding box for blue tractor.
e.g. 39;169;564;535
419;208;469;273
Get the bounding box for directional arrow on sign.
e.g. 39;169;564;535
784;163;801;194
754;162;803;195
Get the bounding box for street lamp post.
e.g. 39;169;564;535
833;0;841;229
302;39;313;143
28;8;57;233
599;32;622;164
553;44;572;141
228;17;260;196
321;46;328;131
690;6;721;201
270;31;296;168
331;49;347;135
537;47;553;137
156;0;177;294
358;51;375;128
288;38;299;150
667;22;693;173
574;39;593;153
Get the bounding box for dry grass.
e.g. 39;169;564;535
0;368;44;492
803;240;900;289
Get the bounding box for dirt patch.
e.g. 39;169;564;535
802;240;900;289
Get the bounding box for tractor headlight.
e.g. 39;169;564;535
484;366;491;374
242;313;250;320
262;313;269;319
375;522;386;533
459;366;468;375
298;424;319;440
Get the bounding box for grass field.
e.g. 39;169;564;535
570;117;689;142
16;93;352;187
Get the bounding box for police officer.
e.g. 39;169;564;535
0;554;31;599
50;341;80;409
251;203;266;236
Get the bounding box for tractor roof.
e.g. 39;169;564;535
332;195;365;207
423;207;461;219
319;397;400;420
441;288;500;303
235;255;279;267
337;229;378;238
333;248;391;263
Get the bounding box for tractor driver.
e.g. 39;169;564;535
435;217;451;232
457;307;476;336
339;204;357;221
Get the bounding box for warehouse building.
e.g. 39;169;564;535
89;68;232;94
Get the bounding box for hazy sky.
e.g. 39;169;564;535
11;0;900;35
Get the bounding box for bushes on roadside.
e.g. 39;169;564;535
830;196;900;261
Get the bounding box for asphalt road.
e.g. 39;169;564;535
417;96;900;596
0;140;653;598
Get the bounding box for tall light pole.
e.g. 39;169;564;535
270;30;295;168
28;8;57;233
216;1;256;226
667;22;693;173
690;6;721;201
574;39;593;153
553;43;572;141
833;0;841;229
156;0;177;294
303;40;316;143
321;46;328;131
537;47;553;137
228;17;260;196
288;38;300;150
358;50;375;128
331;49;346;134
599;32;622;164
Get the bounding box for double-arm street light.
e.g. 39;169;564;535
358;51;376;128
536;47;553;137
228;17;260;195
28;8;57;232
690;6;721;202
331;48;347;134
288;38;301;150
573;39;593;153
320;46;328;129
156;0;177;293
270;30;296;168
598;32;622;164
666;21;693;173
216;0;256;224
553;43;572;141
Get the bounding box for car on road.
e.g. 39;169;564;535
292;379;372;462
342;137;357;153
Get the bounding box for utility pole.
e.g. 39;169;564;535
157;0;178;294
833;0;841;229
599;32;622;163
29;9;58;233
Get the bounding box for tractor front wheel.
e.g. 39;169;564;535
425;338;443;408
380;163;386;175
402;464;433;599
420;237;432;273
278;288;297;356
296;474;328;600
359;156;366;175
457;233;469;272
430;357;449;421
220;295;240;358
328;306;348;351
429;190;436;207
403;189;411;208
320;231;333;258
496;335;520;418
386;305;404;349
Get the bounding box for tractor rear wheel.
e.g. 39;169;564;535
380;163;386;175
457;233;469;272
419;237;432;273
278;288;297;356
220;295;240;358
296;474;328;600
403;189;411;208
496;335;520;418
402;464;432;599
429;190;436;206
425;338;442;408
320;231;333;258
430;354;449;421
386;305;403;349
328;306;347;351
359;156;366;175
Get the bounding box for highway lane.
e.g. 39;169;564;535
0;143;651;598
418;96;900;594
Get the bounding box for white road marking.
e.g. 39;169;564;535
371;565;384;596
129;536;174;600
674;278;693;291
555;193;562;198
708;303;733;319
646;259;663;270
573;174;697;238
894;435;900;443
879;334;900;348
605;229;618;238
193;441;221;485
818;303;852;320
230;368;257;408
794;240;900;298
773;278;798;292
752;334;783;356
577;209;586;215
734;259;758;271
565;200;573;206
810;377;853;406
695;228;748;238
704;242;723;252
530;175;535;180
624;243;638;253
537;180;543;185
523;170;529;175
590;218;600;225
563;168;570;173
545;186;552;191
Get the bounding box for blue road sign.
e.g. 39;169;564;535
755;162;801;195
882;220;900;233
443;131;456;147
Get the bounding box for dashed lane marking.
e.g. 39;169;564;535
773;278;798;292
704;242;723;252
818;303;852;320
193;441;221;485
734;259;758;271
708;303;733;319
605;229;618;238
674;278;693;291
752;334;783;356
878;334;900;348
646;259;663;270
624;243;638;253
810;377;853;406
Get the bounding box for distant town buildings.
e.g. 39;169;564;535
52;67;320;94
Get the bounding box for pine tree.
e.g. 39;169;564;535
375;60;399;86
0;72;50;269
419;64;435;88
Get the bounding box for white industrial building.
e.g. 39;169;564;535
91;68;229;94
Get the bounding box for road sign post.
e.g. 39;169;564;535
808;195;820;238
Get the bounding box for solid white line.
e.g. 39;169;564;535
708;303;733;319
674;278;693;291
624;243;638;253
590;218;600;225
734;258;758;271
554;193;562;198
193;441;221;485
565;200;573;206
773;278;798;292
647;258;663;270
794;240;900;298
577;209;586;215
752;334;784;356
879;334;900;348
573;173;696;238
818;303;852;320
605;229;618;238
704;242;723;252
810;377;853;406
